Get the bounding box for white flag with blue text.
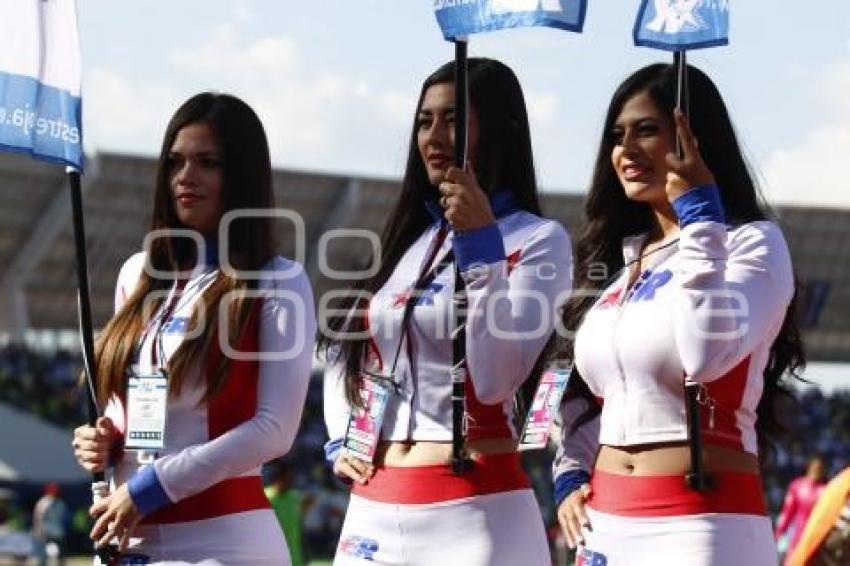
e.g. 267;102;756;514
0;0;83;169
634;0;729;51
434;0;587;40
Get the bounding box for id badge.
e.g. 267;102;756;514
125;371;168;451
518;363;573;451
343;379;390;463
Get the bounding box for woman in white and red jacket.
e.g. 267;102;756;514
321;58;572;565
71;93;316;564
553;63;805;566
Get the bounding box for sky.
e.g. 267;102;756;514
77;1;850;209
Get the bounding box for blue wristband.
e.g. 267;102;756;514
127;464;172;516
671;184;725;227
324;438;355;487
324;438;343;467
554;469;591;507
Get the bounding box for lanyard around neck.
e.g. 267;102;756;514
366;227;452;391
131;270;217;368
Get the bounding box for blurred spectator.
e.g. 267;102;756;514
31;482;68;566
776;457;828;563
763;389;850;515
788;467;850;566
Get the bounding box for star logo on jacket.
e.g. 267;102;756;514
627;269;672;303
596;288;623;309
391;283;445;308
161;317;190;334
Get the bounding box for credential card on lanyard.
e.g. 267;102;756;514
125;373;168;451
518;363;573;451
343;379;390;463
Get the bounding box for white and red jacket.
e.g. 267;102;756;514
554;186;795;490
104;251;315;561
324;193;572;452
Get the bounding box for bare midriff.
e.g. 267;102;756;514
376;438;518;467
595;442;760;476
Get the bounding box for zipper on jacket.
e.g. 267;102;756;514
612;275;632;445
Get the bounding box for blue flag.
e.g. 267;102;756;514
634;0;729;51
0;0;83;170
434;0;588;40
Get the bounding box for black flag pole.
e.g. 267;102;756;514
67;167;121;564
674;51;710;492
453;39;469;168
449;38;473;475
68;168;100;428
674;50;689;158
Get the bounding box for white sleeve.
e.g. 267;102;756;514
140;263;316;507
459;220;573;404
673;221;794;383
114;252;146;313
551;393;600;505
552;395;599;480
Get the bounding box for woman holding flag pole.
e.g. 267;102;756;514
552;62;806;565
71;92;316;564
321;57;571;565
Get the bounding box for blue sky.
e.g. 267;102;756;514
77;1;850;208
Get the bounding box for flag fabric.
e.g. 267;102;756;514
0;0;83;169
634;0;729;51
434;0;588;40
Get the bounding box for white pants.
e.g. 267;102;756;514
577;508;779;566
334;489;550;566
115;509;289;565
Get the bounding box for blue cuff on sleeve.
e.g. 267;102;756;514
452;223;506;271
324;438;353;487
324;438;343;467
671;184;725;227
554;469;591;507
127;464;172;516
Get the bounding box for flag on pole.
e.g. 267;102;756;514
634;0;729;51
435;0;588;40
0;0;83;170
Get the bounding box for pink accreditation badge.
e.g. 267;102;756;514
518;363;572;451
343;378;390;463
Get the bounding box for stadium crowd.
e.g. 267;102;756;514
0;344;848;561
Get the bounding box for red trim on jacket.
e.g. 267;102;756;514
144;301;270;524
701;356;750;451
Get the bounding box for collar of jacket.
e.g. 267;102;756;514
423;189;519;227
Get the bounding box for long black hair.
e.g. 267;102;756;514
94;93;275;404
562;64;805;455
320;58;542;407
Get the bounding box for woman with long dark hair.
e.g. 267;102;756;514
322;58;571;565
71;92;316;564
552;63;805;565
